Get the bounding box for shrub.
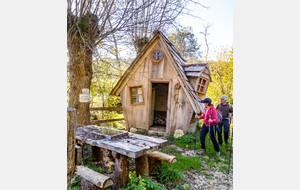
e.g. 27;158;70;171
177;135;195;144
165;135;175;142
120;171;166;190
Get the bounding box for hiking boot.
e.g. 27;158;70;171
196;149;205;155
216;152;220;157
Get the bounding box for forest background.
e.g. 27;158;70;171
66;0;233;125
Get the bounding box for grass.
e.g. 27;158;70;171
152;163;185;187
171;154;202;171
162;127;234;179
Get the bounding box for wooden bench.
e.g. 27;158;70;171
75;166;114;190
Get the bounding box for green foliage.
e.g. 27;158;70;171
169;154;202;171
207;162;215;168
82;155;95;165
113;121;125;130
214;156;222;163
161;146;178;155
152;163;184;187
136;129;148;135
177;135;195;144
120;171;166;190
165;135;175;142
87;163;107;174
70;176;81;190
83;144;91;151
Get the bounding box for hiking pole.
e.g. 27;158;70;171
208;116;211;157
228;127;233;174
194;116;197;152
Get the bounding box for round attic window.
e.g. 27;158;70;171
151;49;164;63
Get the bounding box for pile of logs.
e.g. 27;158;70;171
154;115;166;125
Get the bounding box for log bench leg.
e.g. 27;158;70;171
148;156;162;175
112;151;129;190
135;154;149;177
91;146;103;162
75;145;82;165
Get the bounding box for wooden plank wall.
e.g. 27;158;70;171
120;42;194;134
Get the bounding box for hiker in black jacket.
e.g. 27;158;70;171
216;95;233;145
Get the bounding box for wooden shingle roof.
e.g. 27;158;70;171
111;31;209;113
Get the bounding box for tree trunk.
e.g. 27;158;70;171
67;35;94;126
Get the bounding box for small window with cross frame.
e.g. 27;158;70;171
197;77;208;94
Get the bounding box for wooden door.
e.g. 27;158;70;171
150;89;155;126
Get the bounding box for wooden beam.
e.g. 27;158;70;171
128;133;168;147
76;136;148;158
90;118;124;124
90;107;123;111
148;151;177;164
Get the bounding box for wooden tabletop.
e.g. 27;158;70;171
76;125;168;158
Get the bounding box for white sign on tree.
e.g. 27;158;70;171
79;88;90;102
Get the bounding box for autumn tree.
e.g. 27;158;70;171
206;46;233;105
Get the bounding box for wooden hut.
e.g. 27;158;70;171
111;31;212;135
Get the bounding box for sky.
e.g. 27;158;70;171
179;0;233;59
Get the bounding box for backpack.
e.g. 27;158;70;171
211;108;223;125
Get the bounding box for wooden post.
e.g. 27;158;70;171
75;145;82;165
148;156;162;175
135;155;149;177
67;108;76;189
91;146;103;162
112;151;129;190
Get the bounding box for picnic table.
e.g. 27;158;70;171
75;125;174;190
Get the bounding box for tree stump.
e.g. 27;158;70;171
148;156;162;175
91;146;103;162
112;151;129;190
135;154;149;177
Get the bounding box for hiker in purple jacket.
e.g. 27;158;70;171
216;95;233;146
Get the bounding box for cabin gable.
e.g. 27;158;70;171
111;31;211;134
